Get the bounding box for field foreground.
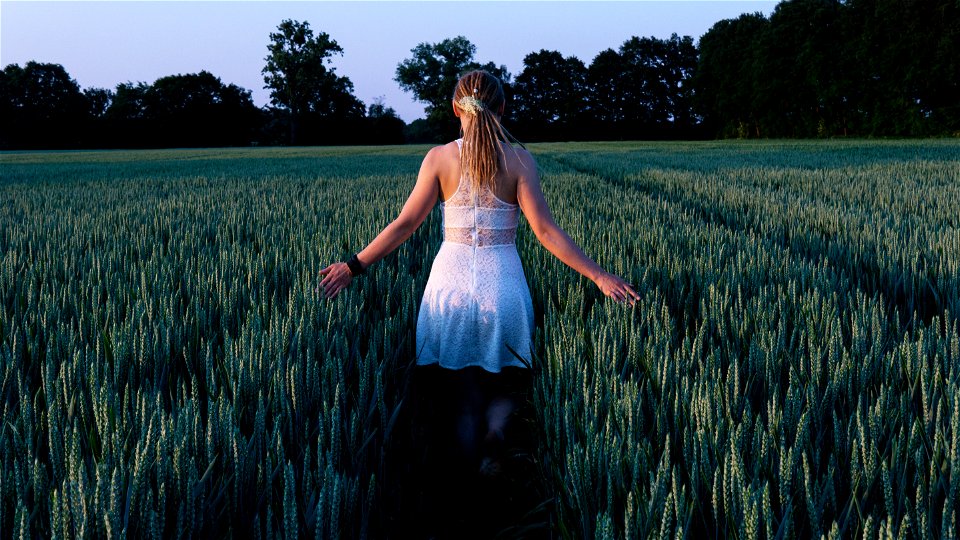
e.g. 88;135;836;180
1;140;959;539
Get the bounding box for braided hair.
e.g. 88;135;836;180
452;70;524;197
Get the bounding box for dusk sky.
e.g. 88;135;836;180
2;1;778;122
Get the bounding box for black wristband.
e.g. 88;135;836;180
346;254;366;276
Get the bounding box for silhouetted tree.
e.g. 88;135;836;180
102;81;149;146
512;50;587;141
754;0;848;137
660;34;699;133
146;71;260;147
695;13;769;138
578;35;699;140
395;36;511;141
366;96;406;144
102;73;259;148
0;62;88;149
586;49;628;138
618;37;667;128
403;118;436;144
0;67;14;148
847;0;960;135
5;0;957;147
262;19;365;144
615;34;697;136
83;87;113;118
696;0;959;138
80;87;114;147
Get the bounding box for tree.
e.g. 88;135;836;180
694;0;958;138
367;95;396;119
589;34;698;139
81;87;114;147
395;36;511;141
753;0;847;137
106;82;149;121
83;87;113;118
658;34;699;133
0;66;15;148
0;62;89;148
695;13;769;137
101;73;260;148
587;49;628;134
617;37;667;127
366;96;406;144
403;118;436;144
512;50;588;141
846;0;960;135
145;71;260;147
262;19;365;144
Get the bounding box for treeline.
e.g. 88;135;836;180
393;34;699;143
0;20;406;149
508;36;698;141
1;64;266;149
1;0;957;149
0;62;407;150
506;0;959;140
697;0;960;137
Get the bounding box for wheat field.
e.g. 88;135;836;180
1;140;958;539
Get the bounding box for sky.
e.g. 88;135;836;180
1;1;778;122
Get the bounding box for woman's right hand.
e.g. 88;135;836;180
594;271;640;305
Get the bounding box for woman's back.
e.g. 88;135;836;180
437;140;525;205
440;139;521;249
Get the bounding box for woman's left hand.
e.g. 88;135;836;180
594;271;640;305
318;263;353;299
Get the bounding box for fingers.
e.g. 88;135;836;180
326;275;352;299
318;267;333;291
315;262;353;299
319;263;341;288
325;283;340;299
321;277;341;299
605;276;640;305
619;285;639;305
315;273;330;294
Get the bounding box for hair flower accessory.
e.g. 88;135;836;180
457;95;485;116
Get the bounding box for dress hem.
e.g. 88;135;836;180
414;358;531;373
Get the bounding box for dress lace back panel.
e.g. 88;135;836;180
415;139;535;373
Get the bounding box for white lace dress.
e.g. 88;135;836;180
415;139;535;373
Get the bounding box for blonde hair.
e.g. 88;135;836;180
453;70;523;196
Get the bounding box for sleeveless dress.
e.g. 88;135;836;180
415;139;535;373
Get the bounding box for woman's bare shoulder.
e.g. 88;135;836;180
421;142;461;186
422;142;459;167
502;144;537;175
425;141;461;161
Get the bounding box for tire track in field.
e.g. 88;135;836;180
541;151;953;337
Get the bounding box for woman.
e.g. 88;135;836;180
319;70;638;484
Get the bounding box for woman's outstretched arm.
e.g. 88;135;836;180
318;147;442;298
515;150;640;305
